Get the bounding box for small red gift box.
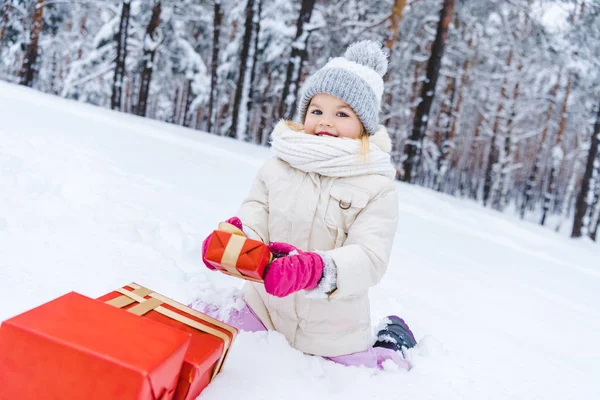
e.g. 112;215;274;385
204;221;272;282
98;283;238;400
0;291;191;400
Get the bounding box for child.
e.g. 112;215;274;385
199;40;416;370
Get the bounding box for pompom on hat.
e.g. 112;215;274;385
297;40;389;136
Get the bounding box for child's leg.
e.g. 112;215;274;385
324;347;410;370
224;303;268;332
324;315;417;370
189;298;267;332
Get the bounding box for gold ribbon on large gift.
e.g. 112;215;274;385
104;283;237;382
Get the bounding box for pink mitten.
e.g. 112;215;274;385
268;242;300;257
263;243;324;298
201;217;243;270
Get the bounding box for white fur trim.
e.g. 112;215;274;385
304;251;338;299
272;119;290;139
370;125;392;153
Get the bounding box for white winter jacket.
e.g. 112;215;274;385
238;120;399;357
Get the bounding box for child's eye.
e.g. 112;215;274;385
311;110;322;115
337;112;349;117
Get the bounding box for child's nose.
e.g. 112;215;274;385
318;118;333;127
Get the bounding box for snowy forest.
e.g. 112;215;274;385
1;0;599;241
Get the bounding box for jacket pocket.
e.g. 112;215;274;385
325;183;371;233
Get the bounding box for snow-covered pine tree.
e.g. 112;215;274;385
2;0;600;238
402;0;455;183
137;0;162;117
18;0;44;87
572;103;600;238
277;0;315;121
541;73;573;225
206;0;223;133
228;0;255;139
521;77;561;218
111;0;131;110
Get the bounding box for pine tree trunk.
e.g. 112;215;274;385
207;0;223;133
277;0;316;120
483;50;512;206
176;82;187;125
18;0;45;87
137;1;162;117
520;77;561;218
257;64;273;146
171;86;180;123
228;0;255;138
49;50;58;94
496;61;522;210
446;30;474;195
384;0;408;52
467;113;484;199
591;217;600;242
483;130;500;207
541;73;572;225
246;0;262;142
195;107;204;130
435;75;457;191
555;156;583;232
124;76;133;113
0;4;9;43
111;0;131;111
182;79;194;127
77;16;87;60
447;30;473;150
590;182;600;240
402;0;455;183
572;102;600;238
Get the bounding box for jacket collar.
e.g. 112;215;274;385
270;120;393;154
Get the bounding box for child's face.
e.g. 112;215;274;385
304;93;363;139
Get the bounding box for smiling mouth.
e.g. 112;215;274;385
316;131;336;137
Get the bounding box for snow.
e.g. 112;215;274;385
532;0;573;34
92;16;119;49
1;81;600;399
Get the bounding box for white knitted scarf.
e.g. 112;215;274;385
270;123;396;180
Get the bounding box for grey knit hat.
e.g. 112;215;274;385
298;40;388;136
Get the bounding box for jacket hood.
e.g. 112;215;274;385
270;120;393;154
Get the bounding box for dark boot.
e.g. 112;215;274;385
373;315;417;352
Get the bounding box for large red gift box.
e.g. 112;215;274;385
98;283;238;400
0;291;191;400
204;221;272;282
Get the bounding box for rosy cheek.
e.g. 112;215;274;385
340;123;353;137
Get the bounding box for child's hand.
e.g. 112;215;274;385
267;242;300;258
263;244;324;298
201;217;244;270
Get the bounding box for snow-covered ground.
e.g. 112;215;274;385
1;81;599;400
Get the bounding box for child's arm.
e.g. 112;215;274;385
236;161;271;243
325;186;399;300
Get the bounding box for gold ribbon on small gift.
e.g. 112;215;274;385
215;222;270;283
217;222;246;276
104;283;237;381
